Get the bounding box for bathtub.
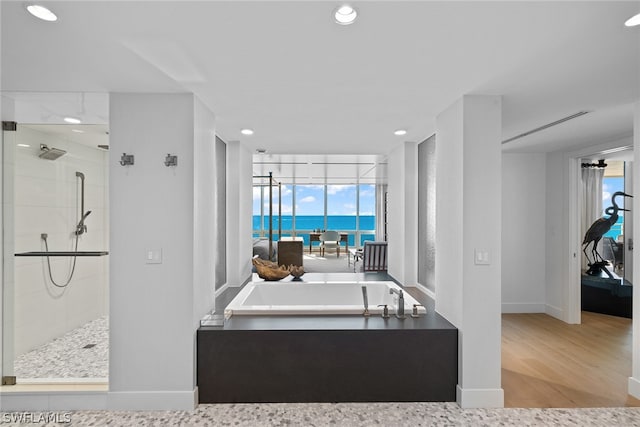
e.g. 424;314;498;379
224;281;426;318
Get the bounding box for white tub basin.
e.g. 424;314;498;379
224;281;426;318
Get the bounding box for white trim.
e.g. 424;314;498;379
0;391;107;411
215;282;229;297
108;389;197;411
566;155;582;324
564;136;634;325
501;303;545;313
414;282;436;301
545;303;564;320
17;377;108;384
629;376;640;399
456;385;504;408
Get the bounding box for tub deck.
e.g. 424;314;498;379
197;273;458;403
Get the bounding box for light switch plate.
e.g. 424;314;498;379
474;249;490;265
146;248;162;264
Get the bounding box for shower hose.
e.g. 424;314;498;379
43;234;79;288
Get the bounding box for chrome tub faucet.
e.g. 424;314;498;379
389;288;405;318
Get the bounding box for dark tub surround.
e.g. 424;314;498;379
197;275;457;403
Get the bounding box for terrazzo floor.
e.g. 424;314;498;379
6;315;640;425
14;316;108;379
2;403;640;426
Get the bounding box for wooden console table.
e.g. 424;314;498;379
308;232;349;254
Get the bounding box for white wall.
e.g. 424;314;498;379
387;141;418;285
12;126;109;356
543;151;567;319
434;99;464;327
109;93;215;410
501;153;546;313
192;97;217;328
436;95;503;408
226;141;253;287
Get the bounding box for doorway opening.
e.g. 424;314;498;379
580;155;633;319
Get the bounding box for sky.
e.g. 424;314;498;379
602;177;625;212
253;184;376;216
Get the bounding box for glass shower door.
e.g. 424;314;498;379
2;122;110;384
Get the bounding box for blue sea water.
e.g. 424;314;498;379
603;216;624;239
253;215;375;247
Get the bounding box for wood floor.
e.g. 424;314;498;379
502;311;640;408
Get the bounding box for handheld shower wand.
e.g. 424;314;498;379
75;210;92;236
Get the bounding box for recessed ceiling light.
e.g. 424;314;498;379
334;5;357;25
64;117;82;124
241;128;254;136
26;4;57;22
71;129;85;133
17;144;31;148
394;129;407;136
625;12;640;27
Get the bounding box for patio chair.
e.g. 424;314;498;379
360;241;388;272
319;231;341;257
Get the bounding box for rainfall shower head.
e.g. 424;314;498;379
39;144;67;160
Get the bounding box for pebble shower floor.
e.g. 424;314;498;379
13;316;108;379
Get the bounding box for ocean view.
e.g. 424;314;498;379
253;215;376;246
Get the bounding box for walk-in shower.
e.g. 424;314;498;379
5;121;110;383
38;143;66;160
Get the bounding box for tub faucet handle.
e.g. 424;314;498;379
411;304;425;318
377;304;390;319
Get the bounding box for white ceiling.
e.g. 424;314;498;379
2;1;639;180
20;124;109;150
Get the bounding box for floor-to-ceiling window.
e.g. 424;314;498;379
327;185;356;247
358;184;376;246
253;183;377;249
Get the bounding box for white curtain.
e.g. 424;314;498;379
375;184;388;241
581;167;604;269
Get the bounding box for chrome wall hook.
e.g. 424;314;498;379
164;153;178;167
120;153;134;166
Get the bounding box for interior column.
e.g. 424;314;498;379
435;95;503;408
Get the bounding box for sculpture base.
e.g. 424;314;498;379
586;261;614;279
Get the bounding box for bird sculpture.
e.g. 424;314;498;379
582;191;632;276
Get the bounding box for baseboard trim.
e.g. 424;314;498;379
415;282;436;301
108;389;197;411
545;303;563;320
214;283;229;297
0;391;108;411
456;385;504;408
501;303;546;313
629;377;640;398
